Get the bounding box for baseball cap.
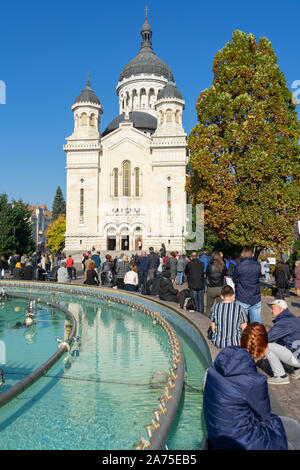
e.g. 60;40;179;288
267;299;288;310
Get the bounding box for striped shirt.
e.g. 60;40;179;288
210;302;248;349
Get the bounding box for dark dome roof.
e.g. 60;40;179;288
102;111;157;137
74;77;100;105
119;13;174;82
157;81;182;100
119;50;174;82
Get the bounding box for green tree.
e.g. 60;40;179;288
0;194;35;256
188;30;300;255
52;186;66;221
46;214;66;254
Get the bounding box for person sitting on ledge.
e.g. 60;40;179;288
203;323;300;450
57;261;70;284
84;261;99;286
158;270;179;303
210;285;248;349
266;299;300;385
124;265;139;292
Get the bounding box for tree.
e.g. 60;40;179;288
51;186;66;221
188;30;300;254
46;214;66;254
0;194;35;256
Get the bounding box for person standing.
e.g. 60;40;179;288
66;255;74;280
274;262;288;299
148;247;160;280
176;255;186;285
282;259;292;298
84;253;92;281
264;259;270;282
101;255;114;287
137;251;150;293
92;251;101;276
184;252;205;314
116;255;130;289
233;247;262;323
294;261;300;298
205;252;227;317
168;252;177;285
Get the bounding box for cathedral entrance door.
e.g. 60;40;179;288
135;236;143;251
121;235;129;251
107;236;116;251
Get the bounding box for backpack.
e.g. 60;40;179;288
183;297;195;311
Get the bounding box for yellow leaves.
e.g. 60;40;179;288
46;215;66;255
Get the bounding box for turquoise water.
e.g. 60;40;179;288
0;289;206;450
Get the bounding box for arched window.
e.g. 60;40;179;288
175;110;180;124
81;113;87;126
166;109;172;123
113;168;118;197
90;114;96;126
134;168;140;197
123;161;131;197
159;110;164;124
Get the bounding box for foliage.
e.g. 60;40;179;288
0;194;35;257
46;214;66;254
288;238;300;271
187;30;300;252
52;186;66;221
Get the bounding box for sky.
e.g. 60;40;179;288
0;0;299;209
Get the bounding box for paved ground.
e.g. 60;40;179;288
4;266;300;421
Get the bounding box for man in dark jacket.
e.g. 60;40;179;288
233;247;261;323
185;252;205;314
159;271;178;302
137;251;150;293
266;299;300;385
148;247;160;280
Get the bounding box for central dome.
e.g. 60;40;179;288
119;50;174;82
118;12;174;83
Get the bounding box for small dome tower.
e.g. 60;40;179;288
71;74;103;139
154;80;185;136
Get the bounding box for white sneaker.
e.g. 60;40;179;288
268;375;290;385
292;369;300;380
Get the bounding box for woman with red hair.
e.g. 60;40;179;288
203;323;300;449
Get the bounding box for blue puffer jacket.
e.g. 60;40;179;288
137;256;150;272
203;346;287;450
268;309;300;353
233;257;261;305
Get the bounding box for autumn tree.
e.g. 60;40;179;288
188;30;300;254
46;214;66;254
51;186;66;221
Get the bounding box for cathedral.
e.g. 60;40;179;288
64;11;188;253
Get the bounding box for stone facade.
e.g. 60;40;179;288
64;14;188;253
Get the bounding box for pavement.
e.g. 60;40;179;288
4;266;300;421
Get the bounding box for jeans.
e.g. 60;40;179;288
67;267;73;280
235;300;261;323
148;269;157;281
277;287;285;299
265;272;270;282
176;272;183;285
138;271;148;291
192;289;204;314
266;342;300;377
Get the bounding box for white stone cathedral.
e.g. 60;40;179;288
63;12;188;253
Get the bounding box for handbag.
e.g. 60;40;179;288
207;326;213;340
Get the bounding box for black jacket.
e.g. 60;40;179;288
148;252;160;270
23;265;33;280
185;259;205;290
85;269;99;285
159;276;178;301
274;266;288;288
206;263;227;288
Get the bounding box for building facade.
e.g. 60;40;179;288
64;13;188;252
29;205;52;249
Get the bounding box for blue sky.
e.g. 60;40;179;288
0;0;299;208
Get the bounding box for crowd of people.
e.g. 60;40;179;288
1;244;300;449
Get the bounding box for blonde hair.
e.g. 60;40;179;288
122;255;128;262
